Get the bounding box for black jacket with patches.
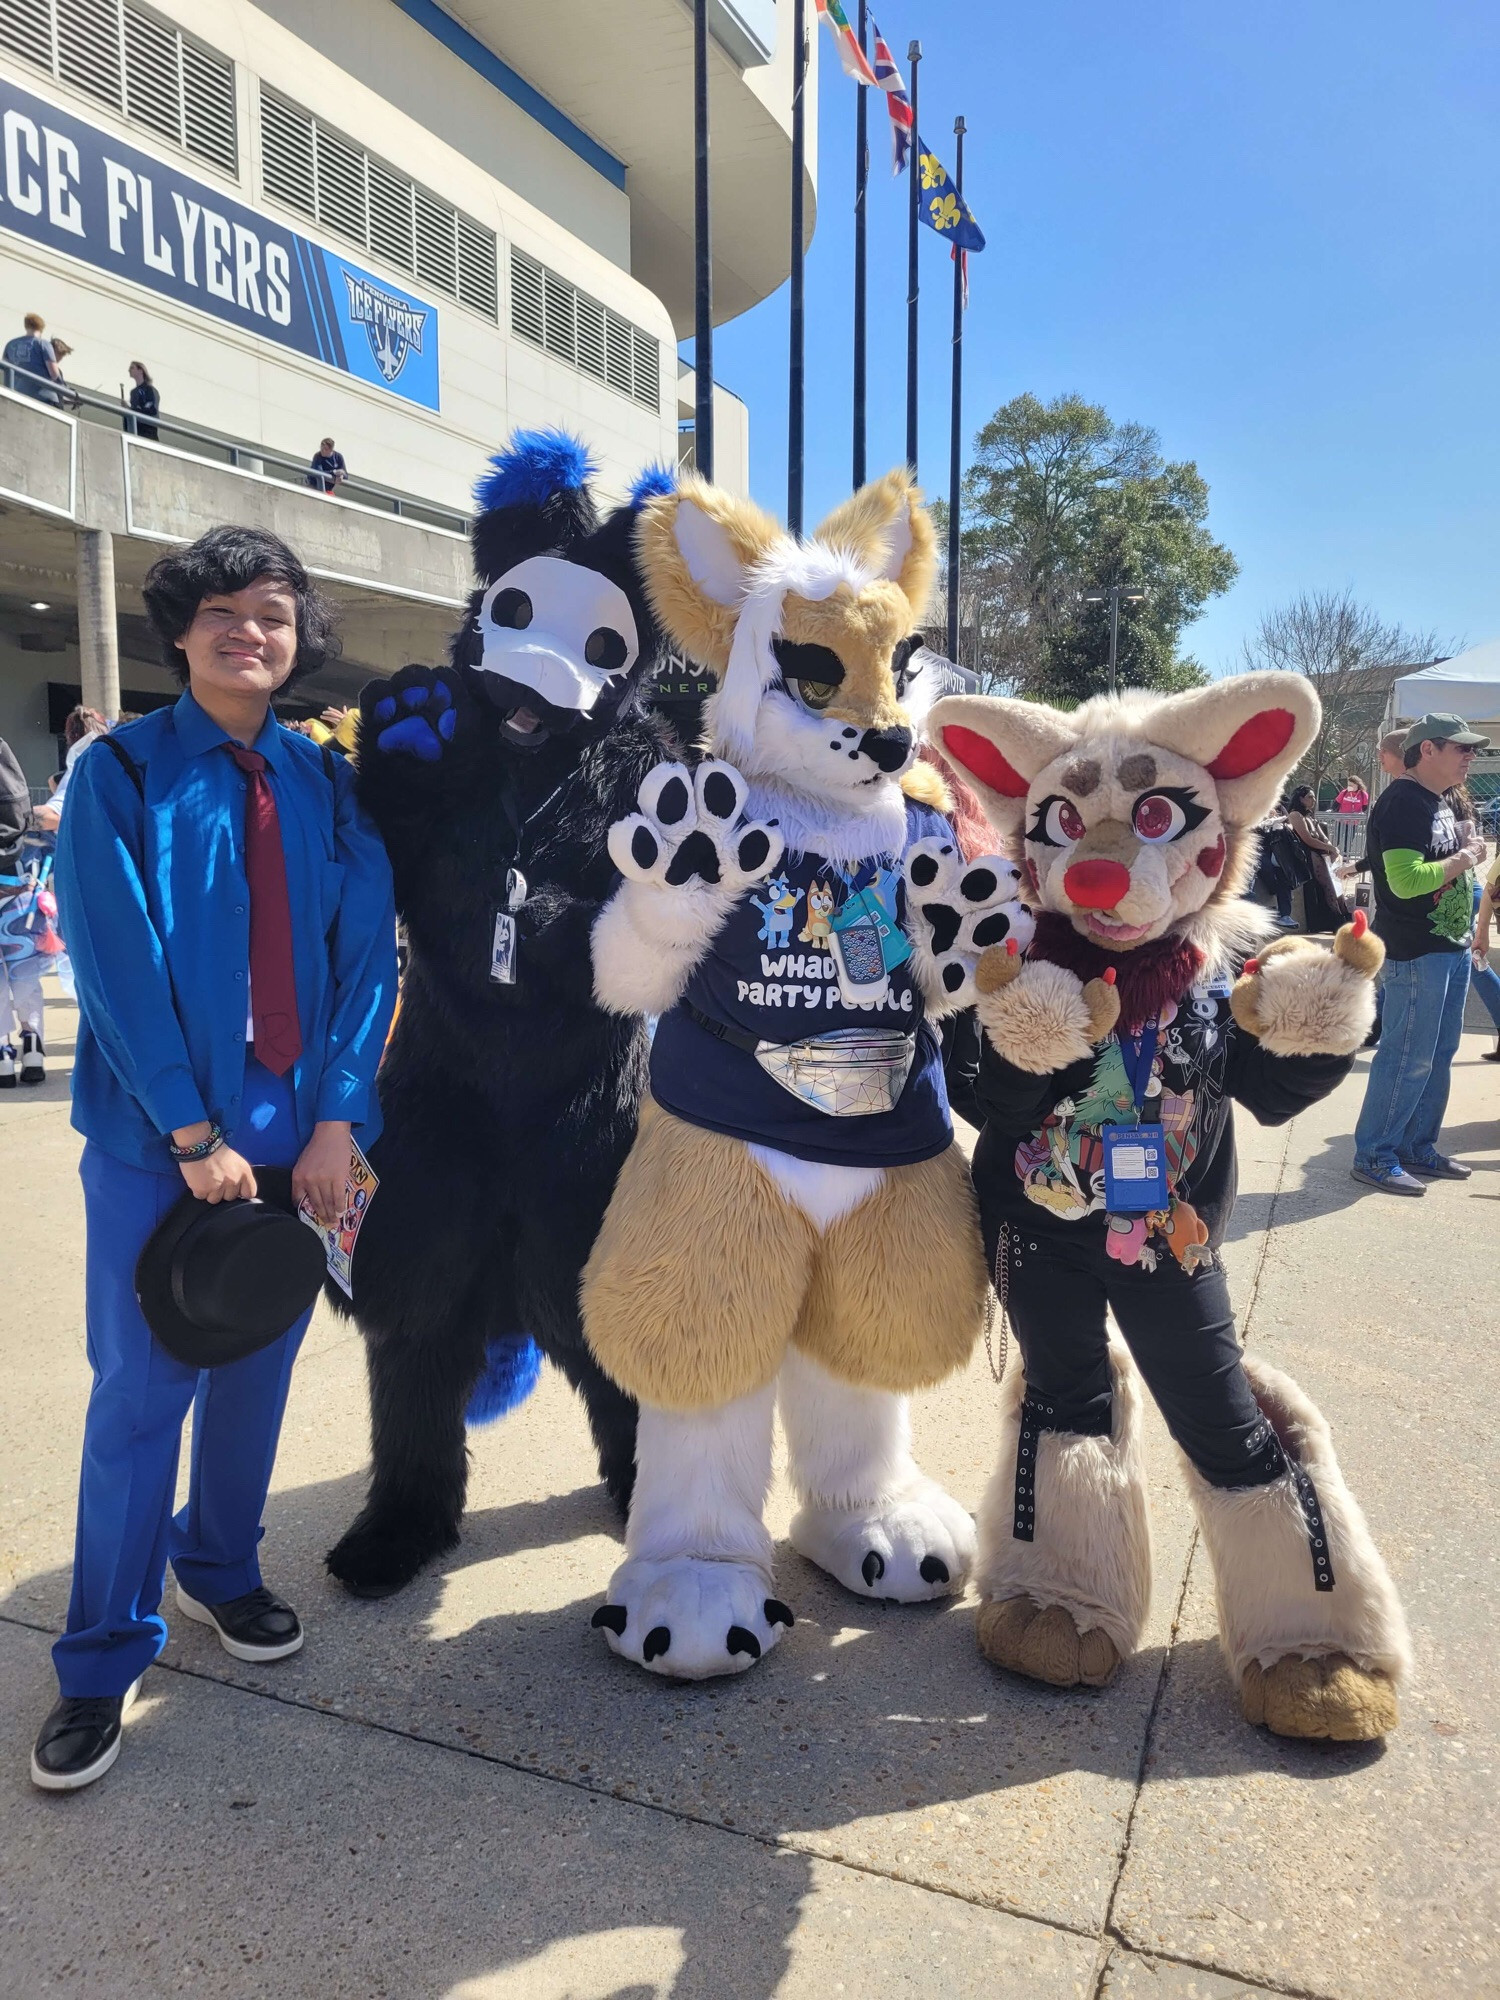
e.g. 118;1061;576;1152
970;967;1352;1266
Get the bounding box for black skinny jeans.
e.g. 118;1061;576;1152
990;1218;1287;1490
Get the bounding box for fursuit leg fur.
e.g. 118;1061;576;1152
974;1339;1152;1687
593;1385;792;1679
1183;1353;1410;1741
780;1347;976;1601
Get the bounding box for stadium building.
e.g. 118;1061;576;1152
0;0;816;782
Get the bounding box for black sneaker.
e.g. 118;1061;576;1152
1402;1153;1472;1181
18;1028;43;1084
176;1583;304;1662
30;1679;141;1792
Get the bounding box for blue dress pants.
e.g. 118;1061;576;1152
1353;952;1471;1175
53;1060;312;1697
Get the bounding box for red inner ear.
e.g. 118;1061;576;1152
941;724;1030;799
1207;708;1296;779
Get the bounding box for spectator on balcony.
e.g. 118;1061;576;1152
308;439;348;494
127;362;160;442
1334;772;1369;814
2;313;62;404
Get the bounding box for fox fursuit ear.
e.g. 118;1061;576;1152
634;478;783;675
1147;672;1321;828
928;694;1080;838
812;467;937;619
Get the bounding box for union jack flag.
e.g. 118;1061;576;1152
870;18;913;174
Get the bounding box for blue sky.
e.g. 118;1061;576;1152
705;0;1500;675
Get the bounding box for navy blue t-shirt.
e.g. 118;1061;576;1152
650;800;953;1166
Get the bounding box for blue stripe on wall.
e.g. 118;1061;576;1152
388;0;628;192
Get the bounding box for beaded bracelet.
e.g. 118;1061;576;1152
168;1123;225;1163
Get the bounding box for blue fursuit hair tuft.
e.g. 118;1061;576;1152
474;430;596;515
464;1333;544;1426
628;462;677;508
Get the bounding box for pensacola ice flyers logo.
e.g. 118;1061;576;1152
342;273;428;383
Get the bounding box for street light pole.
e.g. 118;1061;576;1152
1081;583;1147;697
692;0;713;481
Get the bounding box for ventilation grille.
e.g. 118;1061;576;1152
509;247;660;413
0;0;237;175
258;86;497;321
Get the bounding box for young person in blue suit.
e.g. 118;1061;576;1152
32;527;397;1790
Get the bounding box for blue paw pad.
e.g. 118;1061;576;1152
437;706;457;741
378;715;443;761
400;685;429;710
373;695;397;724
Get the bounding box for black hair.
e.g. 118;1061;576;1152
1402;742;1424;769
142;525;339;688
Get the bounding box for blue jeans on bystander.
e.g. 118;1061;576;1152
1470;955;1500;1033
1353;952;1471;1176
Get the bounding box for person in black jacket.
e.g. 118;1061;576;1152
927;673;1410;1743
127;362;160;441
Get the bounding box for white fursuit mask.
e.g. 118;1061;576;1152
475;555;640;714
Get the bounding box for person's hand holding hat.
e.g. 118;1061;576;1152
171;1121;257;1203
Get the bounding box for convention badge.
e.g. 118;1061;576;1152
1102;1123;1169;1213
505;867;528;912
490;909;518;985
828;908;890;1007
298;1138;379;1300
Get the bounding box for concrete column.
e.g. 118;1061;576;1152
75;528;121;722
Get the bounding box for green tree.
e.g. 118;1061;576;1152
936;392;1237;699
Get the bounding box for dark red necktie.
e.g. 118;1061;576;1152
228;745;302;1075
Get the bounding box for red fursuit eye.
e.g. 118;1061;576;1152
1046;798;1086;843
1133;794;1185;842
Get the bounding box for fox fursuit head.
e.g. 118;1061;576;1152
579;470;1026;1680
921;676;1408;1744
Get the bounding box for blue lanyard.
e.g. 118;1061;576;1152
1121;1019;1160;1120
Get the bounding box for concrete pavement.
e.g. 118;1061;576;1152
2;991;1496;1999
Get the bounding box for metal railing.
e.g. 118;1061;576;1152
1;362;470;535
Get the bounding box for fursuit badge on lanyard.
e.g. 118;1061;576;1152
490;867;527;986
828;867;911;1007
1103;1019;1169;1217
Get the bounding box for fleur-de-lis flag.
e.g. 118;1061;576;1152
916;141;986;252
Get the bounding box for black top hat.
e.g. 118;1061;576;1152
135;1167;328;1368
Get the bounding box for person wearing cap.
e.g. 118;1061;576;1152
1352;712;1488;1195
32;526;397;1791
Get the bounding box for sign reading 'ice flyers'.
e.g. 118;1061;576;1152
0;73;440;410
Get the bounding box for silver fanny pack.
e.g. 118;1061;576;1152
753;1027;916;1117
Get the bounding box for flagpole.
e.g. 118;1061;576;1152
904;39;920;474
946;115;966;664
852;0;868;489
788;0;807;533
692;0;714;481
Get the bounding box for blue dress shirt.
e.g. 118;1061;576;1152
55;690;398;1171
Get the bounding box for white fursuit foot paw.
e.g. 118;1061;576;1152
591;1555;794;1680
790;1478;977;1602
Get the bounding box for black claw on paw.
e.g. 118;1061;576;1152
630;826;659;871
656;775;692;825
862;1550;885;1586
922;903;962;956
591;1604;628;1634
664;829;722;886
765;1599;795;1629
643;1625;672;1662
701;770;738;819
919;1554;950;1585
726;1625;762;1660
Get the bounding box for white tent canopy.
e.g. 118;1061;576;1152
1391;640;1500;729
